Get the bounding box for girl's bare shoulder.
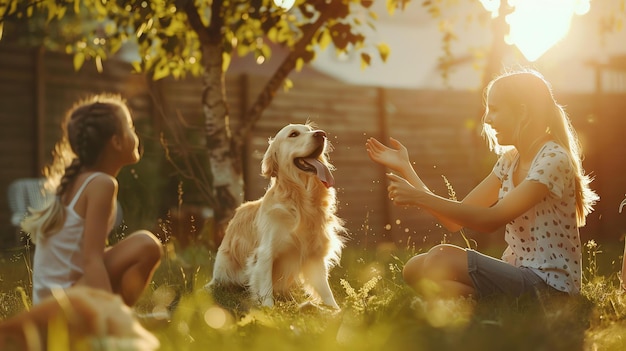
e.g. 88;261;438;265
84;173;118;197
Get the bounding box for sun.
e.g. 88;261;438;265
480;0;591;62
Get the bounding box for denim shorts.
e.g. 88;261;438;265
466;249;564;299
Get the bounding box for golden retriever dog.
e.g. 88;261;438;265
208;123;345;308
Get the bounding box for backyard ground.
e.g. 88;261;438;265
1;235;626;350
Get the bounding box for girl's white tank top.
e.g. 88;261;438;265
32;172;114;304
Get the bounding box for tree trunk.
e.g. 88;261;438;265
182;0;244;245
201;42;243;245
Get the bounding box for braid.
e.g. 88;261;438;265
68;101;121;168
21;93;127;242
57;158;82;196
76;114;90;166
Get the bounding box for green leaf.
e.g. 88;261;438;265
73;52;85;71
318;29;331;51
9;0;17;16
95;55;103;73
386;0;396;15
283;78;293;92
267;27;278;41
94;0;107;16
377;43;390;62
222;52;231;71
360;52;371;70
295;57;304;72
153;61;170;80
260;45;271;61
237;44;250;57
131;61;143;73
57;6;67;19
47;2;57;23
172;66;181;79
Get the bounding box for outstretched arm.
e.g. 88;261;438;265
367;137;500;232
387;172;549;233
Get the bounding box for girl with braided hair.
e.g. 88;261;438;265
21;94;163;306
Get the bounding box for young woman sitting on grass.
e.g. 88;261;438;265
366;69;598;300
21;94;163;306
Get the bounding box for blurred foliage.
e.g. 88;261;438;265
0;0;405;79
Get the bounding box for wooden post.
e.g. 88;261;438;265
34;46;45;175
239;74;250;201
376;87;392;243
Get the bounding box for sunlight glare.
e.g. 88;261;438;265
479;0;500;17
204;306;229;329
273;0;296;11
481;0;591;62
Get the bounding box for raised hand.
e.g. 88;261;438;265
386;172;423;207
365;137;411;175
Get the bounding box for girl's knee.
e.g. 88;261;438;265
131;230;163;262
425;244;462;264
422;244;469;278
402;254;425;286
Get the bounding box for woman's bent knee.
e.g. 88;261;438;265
402;254;425;286
425;244;466;265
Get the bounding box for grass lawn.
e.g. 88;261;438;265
1;238;626;350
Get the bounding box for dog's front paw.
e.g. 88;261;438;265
320;296;340;310
324;301;340;310
203;280;215;291
298;301;341;313
260;296;275;308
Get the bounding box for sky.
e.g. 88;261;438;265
309;1;626;93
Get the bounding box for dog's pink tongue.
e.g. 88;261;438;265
304;157;335;188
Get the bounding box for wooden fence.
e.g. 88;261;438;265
1;44;625;252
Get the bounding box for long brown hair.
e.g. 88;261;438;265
481;69;598;226
21;94;126;243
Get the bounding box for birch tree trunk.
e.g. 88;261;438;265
183;0;243;243
201;43;243;242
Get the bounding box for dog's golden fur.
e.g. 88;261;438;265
208;123;345;308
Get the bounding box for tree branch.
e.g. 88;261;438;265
234;6;337;145
0;0;48;25
178;0;212;45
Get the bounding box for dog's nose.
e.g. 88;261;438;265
313;130;327;139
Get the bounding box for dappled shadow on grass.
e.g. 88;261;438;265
3;241;624;351
151;262;597;351
145;243;610;351
207;283;253;315
380;293;592;351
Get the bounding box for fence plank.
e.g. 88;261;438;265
0;45;619;251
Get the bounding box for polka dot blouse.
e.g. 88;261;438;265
493;141;581;294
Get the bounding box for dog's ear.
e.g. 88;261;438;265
261;137;278;178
